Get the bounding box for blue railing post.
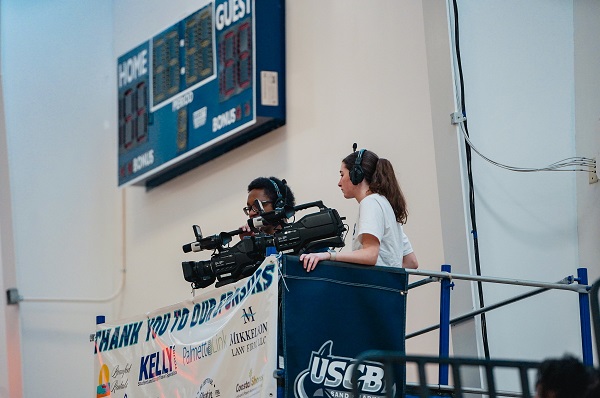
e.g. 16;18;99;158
439;264;452;385
576;268;593;366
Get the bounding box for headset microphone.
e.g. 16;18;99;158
350;146;366;185
269;178;285;209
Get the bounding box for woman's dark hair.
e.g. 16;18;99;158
343;150;408;224
247;176;295;208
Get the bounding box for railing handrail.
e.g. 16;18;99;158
404;268;588;293
404;265;594;384
407;281;572;339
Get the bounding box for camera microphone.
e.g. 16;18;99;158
248;216;267;232
182;241;201;253
248;206;295;232
182;229;243;253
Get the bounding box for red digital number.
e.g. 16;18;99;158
219;19;252;102
119;81;148;153
237;22;251;89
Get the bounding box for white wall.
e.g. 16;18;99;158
1;0;446;395
0;48;23;398
456;0;599;364
1;0;598;396
575;0;600;300
1;1;118;397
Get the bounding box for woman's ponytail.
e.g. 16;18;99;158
370;158;408;224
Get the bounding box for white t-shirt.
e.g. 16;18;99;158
352;193;412;267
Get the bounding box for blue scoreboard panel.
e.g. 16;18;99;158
117;0;285;187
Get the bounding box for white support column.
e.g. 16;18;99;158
422;0;484;389
0;27;24;396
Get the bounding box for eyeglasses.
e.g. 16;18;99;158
243;200;272;216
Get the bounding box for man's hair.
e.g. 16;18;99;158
247;176;295;208
536;355;592;398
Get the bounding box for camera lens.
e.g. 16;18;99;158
182;260;215;288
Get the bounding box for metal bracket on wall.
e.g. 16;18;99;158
589;158;598;184
451;111;466;125
6;288;22;305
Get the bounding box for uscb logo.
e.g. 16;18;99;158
293;341;392;398
97;364;111;397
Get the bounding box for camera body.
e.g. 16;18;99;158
182;235;273;289
181;201;346;289
272;207;345;254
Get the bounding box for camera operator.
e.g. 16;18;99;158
239;176;295;238
238;175;417;267
236;176;296;398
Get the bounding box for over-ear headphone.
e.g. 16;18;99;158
269;178;285;209
350;149;366;185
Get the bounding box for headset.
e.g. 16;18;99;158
350;148;366;185
269;178;285;209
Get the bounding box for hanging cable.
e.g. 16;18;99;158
449;0;491;360
447;0;595;361
458;124;595;172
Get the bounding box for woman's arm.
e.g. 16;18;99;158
300;233;380;272
402;251;419;269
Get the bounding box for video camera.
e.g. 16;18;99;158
181;201;346;289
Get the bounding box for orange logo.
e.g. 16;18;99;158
97;364;111;397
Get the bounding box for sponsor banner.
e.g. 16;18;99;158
282;256;408;398
94;257;278;398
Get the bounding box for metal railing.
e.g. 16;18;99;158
352;350;541;398
402;265;593;385
350;265;596;397
589;277;600;360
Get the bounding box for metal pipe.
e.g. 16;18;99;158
405;383;531;398
404;269;588;293
577;268;593;365
407;277;437;290
407;283;569;339
438;264;451;385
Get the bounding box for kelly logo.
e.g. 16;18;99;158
293;341;391;398
138;345;176;383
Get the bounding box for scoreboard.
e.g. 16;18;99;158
117;0;285;187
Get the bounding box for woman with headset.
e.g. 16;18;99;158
300;148;418;271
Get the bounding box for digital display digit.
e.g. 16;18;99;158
185;9;214;86
118;80;148;154
218;17;252;102
152;26;180;105
136;82;148;143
